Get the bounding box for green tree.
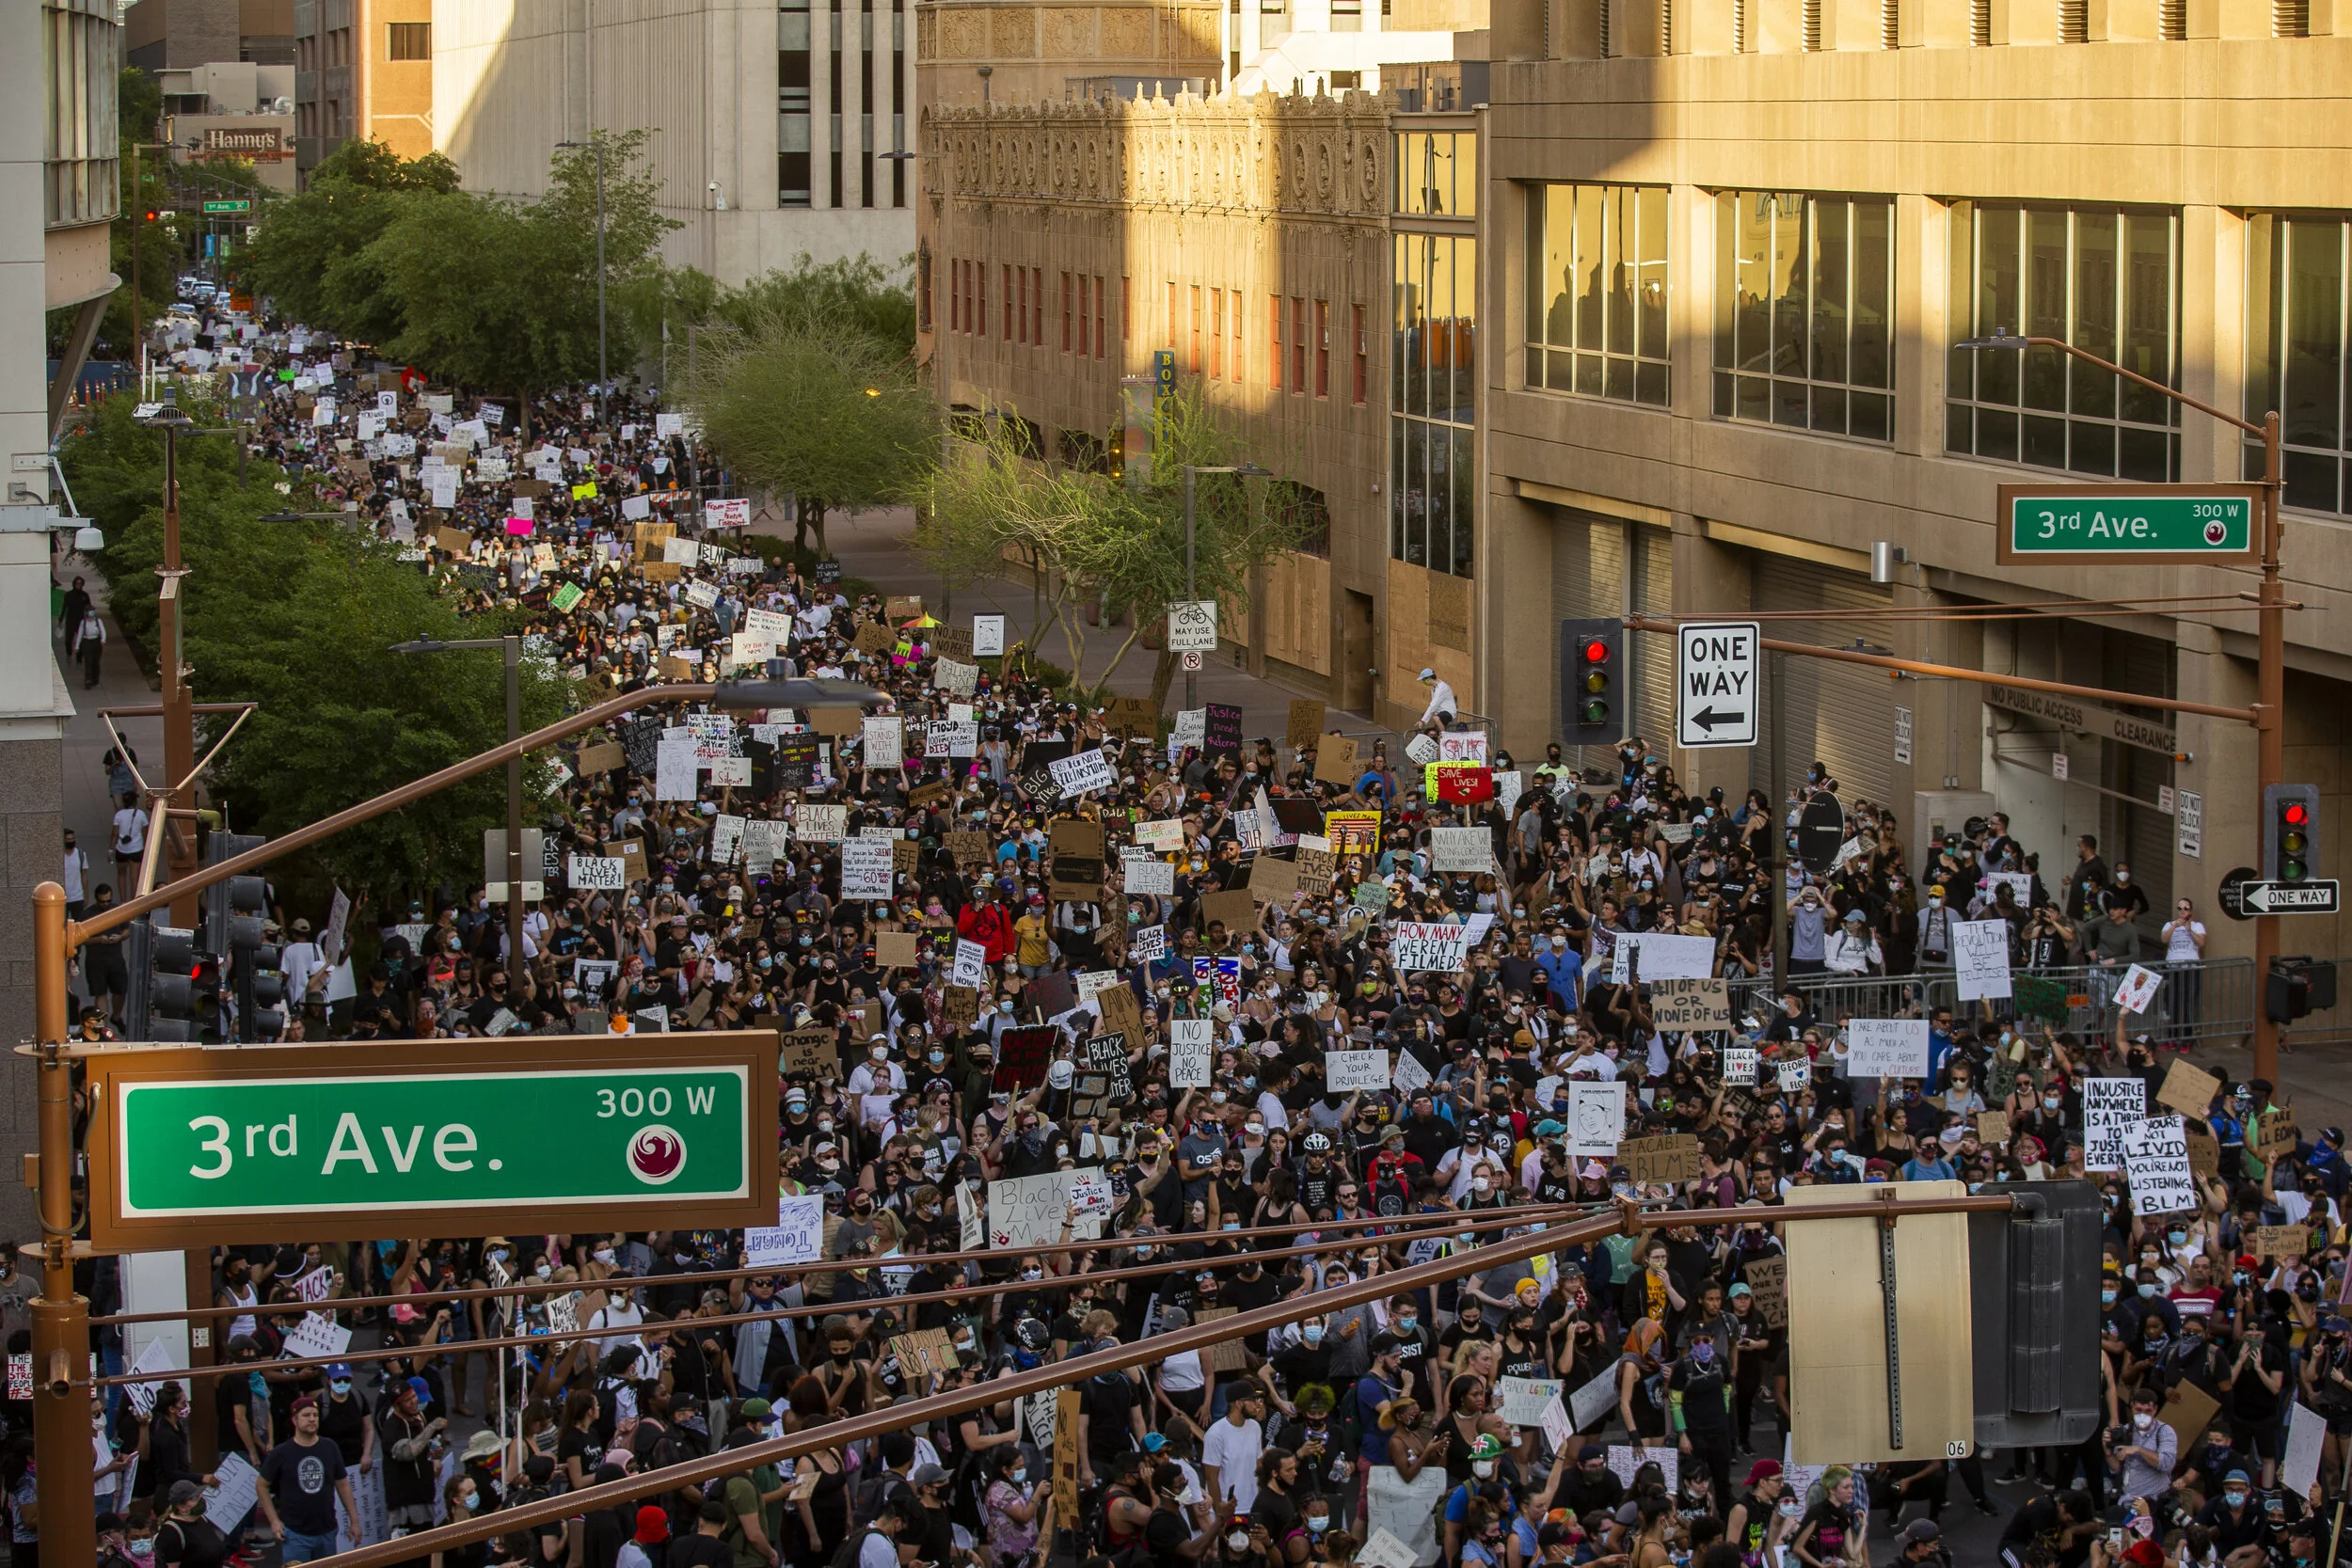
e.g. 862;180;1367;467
685;306;935;554
363;131;677;431
913;385;1312;704
238;138;463;346
59;396;570;897
714;253;916;358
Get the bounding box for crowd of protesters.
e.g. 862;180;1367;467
43;315;2348;1568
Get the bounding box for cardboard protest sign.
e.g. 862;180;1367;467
1743;1256;1788;1328
1648;978;1730;1033
780;1027;835;1078
876;931;919;968
1248;854;1300;902
1285;699;1327;750
1621;1134;1701;1185
1104;696;1158;736
2156;1056;2223;1119
1976;1111;2011;1146
2258;1106;2300;1160
1315;734;1361;784
2256;1224;2312;1259
1199;887;1257;934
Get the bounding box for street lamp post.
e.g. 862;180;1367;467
132;393;201;927
391;637;528;973
556;137;609;412
1956;328;2286;1081
1178;463;1268;710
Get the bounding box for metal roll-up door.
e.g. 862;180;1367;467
1550;506;1628;760
1753;556;1897;812
1633;526;1674;756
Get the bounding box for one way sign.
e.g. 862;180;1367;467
1677;622;1760;750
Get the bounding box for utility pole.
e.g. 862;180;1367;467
1956;330;2288;1082
555;136;610;414
134;395;200;927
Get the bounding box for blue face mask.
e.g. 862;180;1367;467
1692;1341;1714;1365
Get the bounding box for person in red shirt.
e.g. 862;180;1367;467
956;882;1016;965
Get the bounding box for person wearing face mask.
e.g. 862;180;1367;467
2101;1385;2179;1507
153;1479;234;1568
1259;1313;1335;1418
2195;1466;2269;1559
982;1445;1040;1565
1666;1324;1735;1507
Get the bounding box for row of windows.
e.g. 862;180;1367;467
1518;182;2352;499
941;261;1373;404
1393;234;1478;578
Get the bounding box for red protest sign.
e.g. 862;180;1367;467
993;1026;1060;1094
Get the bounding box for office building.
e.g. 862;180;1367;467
294;0;433;179
432;0;917;283
125;0;296;69
1475;0;2352;972
6;0;125;1238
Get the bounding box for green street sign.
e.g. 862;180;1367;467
87;1035;780;1245
201;199;252;214
1994;483;2263;565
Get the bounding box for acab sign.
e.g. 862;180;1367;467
82;1033;779;1246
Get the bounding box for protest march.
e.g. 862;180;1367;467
56;311;2352;1568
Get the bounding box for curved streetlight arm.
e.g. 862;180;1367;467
1960;331;2263;439
68;675;878;951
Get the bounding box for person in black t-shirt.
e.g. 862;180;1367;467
257;1397;357;1559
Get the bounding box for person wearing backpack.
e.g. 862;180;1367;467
832;1497;914;1568
851;1432;921;1530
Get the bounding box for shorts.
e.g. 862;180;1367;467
2231;1415;2281;1461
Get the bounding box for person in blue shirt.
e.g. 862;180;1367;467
1899;1128;1962;1183
1534;931;1581;1014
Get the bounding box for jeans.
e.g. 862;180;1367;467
281;1528;340;1562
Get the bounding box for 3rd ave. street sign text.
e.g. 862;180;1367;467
1995;483;2262;565
81;1033;780;1246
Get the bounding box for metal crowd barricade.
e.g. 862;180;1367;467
1724;958;2255;1045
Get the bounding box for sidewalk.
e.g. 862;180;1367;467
53;555;165;898
805;506;1402;752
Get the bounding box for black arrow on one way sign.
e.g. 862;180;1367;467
1690;706;1749;733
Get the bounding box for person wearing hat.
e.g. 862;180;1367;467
1668;1316;1736;1508
1417;667;1456;728
1725;1459;1786;1563
375;1376;447;1538
1824;906;1883;975
257;1394;359;1560
155;1478;233;1568
614;1504;671;1568
1895;1518;1951;1567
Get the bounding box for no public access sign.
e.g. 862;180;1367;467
81;1032;779;1247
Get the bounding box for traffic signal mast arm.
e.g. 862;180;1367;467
1622;615;2261;726
264;1190;2037;1568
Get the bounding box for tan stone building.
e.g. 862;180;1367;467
919;85;1489;731
1476;0;2352;978
294;0;434;178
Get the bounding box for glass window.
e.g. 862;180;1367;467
1522;182;1668;406
2245;213;2351;516
1392;132;1478;218
1391;232;1477;577
1711;191;1895;441
1946;199;2181;481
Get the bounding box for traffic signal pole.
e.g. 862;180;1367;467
28;887;92;1568
2255;411;2286;1085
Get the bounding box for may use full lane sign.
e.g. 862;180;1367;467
1677;622;1759;749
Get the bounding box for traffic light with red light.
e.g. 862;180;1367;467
1561;617;1622;743
2264;784;2319;883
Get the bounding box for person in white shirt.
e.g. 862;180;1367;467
109;795;147;879
1198;1386;1264;1519
2162;897;2209;1033
1416;668;1457;727
60;830;89;916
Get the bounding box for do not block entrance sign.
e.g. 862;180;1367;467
1676;622;1759;748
